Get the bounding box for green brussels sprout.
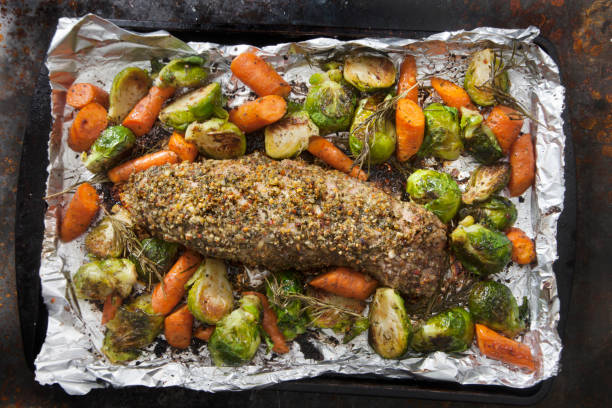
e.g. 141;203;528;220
157;56;208;88
82;125;136;173
208;294;262;366
460;107;503;164
187;258;234;324
159;82;226;131
459;195;517;231
411;307;474;353
265;271;308;341
264;111;319;159
343;316;369;344
468;280;527;337
131;237;180;283
102;331;141;364
462;163;510;205
368;288;412;358
406;169;461;223
108;67;152;124
343;53;397;92
185;118;246;159
349;94;397;165
419;103;463;160
450;216;512;276
84;207;133;259
306;287;365;333
464;49;509;107
73;258;137;300
304;70;357;134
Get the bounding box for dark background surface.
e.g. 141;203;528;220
0;0;610;407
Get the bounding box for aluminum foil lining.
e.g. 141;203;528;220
34;14;565;395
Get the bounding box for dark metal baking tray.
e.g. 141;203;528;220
15;20;576;405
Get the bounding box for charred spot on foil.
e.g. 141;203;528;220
295;334;324;361
153;338;169;358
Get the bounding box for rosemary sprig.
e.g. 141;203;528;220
43;173;109;200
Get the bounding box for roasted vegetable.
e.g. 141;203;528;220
306;287;365;333
266;271;308;341
159;83;225;131
132;237;180;282
464;48;509;107
73;258;137;300
462;163;510;205
468;280;527;337
343;53;396;92
450;216;512;276
208;294;262;366
411;307;474;353
157;56;208;88
349;94;397;164
185;118;246;159
84;208;133;258
368;288;412;359
343;317;369;344
187;258;234;324
304;70;357;134
108;67;152;124
406;169;461;223
460;107;503;164
459;196;517;231
82;125;136;173
264;111;318;159
419;103;463;160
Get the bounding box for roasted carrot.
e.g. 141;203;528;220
152;250;202;315
122;86;175;137
108;150;179;184
506;227;536;264
168;132;198;162
397;55;418;104
164;305;194;349
485;105;524;155
68;102;108;152
307;136;368;181
309;267;378;301
101;293;122;325
475;324;536;371
243;291;289;354
508;133;535;197
66;83;109;109
228;95;287;133
430;77;474;110
193;326;215;342
395;98;425;162
230;51;291;97
59;182;100;242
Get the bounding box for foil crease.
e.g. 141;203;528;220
35;15;565;395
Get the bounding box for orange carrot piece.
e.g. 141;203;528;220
230;51;291;97
397;55;418;104
107;150;179;184
66;83;109;109
475;324;536;371
168;132;198;162
506;227;536;264
508;133;535;197
307;136;368;181
309;267;378;301
164;305;194;349
395;98;425;162
59;182;100;242
228;95;287;133
243;291;289;354
430;77;473;110
68;102;108;152
122;86;175;137
101;293;122;325
152;250;202;315
485;105;524;155
193;326;215;342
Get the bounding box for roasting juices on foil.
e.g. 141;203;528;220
35;15;565;395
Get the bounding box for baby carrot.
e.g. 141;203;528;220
506;227;536;264
395;98;425;162
122;86;175;137
397;55;418;104
430;77;474;110
164;304;194;349
243;291;289;354
508;133;535;197
485;105;524;155
68;102;108;152
309;267;378;301
228;95;287;133
193;326;215;342
475;324;536;371
152;250;202;315
59;182;100;242
66;83;109;109
307;136;368;181
101;293;122;325
168;132;198;162
107;150;179;184
230;51;291;97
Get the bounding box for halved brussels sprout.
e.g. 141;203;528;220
84;207;133;259
368;288;412;359
419;103;463;160
157;56;208;88
468;280;527;337
459;195;517;231
306;287;365;333
73;258;137;300
82;125;136;173
411;307;474;353
108;67;152;124
132;237;180;283
304;70;357;134
349;94;397;165
159;82;225;131
460;107;503;164
343;53;397;92
264;111;318;159
450;216;512;276
343;317;369;344
187;258;234;324
462;163;510;205
464;48;509;107
185;118;246;159
102;331;141;364
265;271;308;341
406;169;461;223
